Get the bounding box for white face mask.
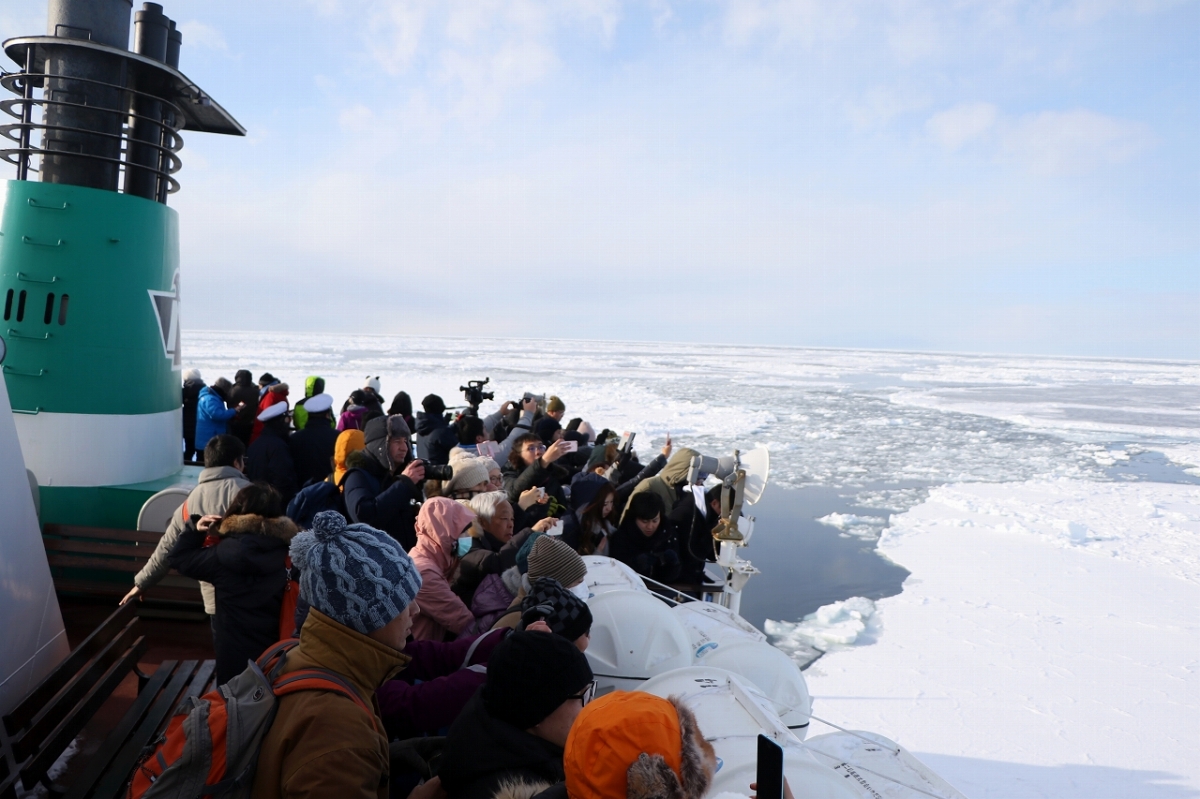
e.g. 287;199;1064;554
569;581;592;602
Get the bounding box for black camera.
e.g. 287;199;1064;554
460;378;494;410
420;462;453;482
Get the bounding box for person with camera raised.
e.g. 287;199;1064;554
415;394;459;466
503;434;574;526
342;415;427;550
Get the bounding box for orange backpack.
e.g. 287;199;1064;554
127;639;375;798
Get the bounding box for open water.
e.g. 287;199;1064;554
184;332;1200;628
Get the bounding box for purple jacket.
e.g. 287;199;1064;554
469;572;518;634
377;628;510;739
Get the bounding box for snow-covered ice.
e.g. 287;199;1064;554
788;480;1200;799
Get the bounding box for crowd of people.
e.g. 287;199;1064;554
146;370;752;799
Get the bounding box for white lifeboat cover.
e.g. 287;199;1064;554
698;639;812;735
582;555;651;598
671;600;766;662
640;667;854;799
586;590;691;692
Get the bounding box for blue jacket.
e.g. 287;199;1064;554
195;385;238;450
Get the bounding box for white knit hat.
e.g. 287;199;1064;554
443;457;492;494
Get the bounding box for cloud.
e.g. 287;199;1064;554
718;0;861;48
847;85;931;131
926;102;998;150
177;21;229;51
999;109;1156;176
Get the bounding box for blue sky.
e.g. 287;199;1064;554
4;0;1197;357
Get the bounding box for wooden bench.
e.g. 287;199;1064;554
0;602;214;799
41;524;203;605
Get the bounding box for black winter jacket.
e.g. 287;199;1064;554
168;514;299;685
342;456;420;550
439;691;565;799
244;419;298;505
415;412;459;466
288;417;339;486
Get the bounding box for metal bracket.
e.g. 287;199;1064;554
7;329;51;340
16;272;60;283
21;235;65;247
27;197;69;210
3;364;46;377
11;406;43;414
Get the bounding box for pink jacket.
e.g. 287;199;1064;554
410;498;477;641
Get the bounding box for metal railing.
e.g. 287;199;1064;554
0;65;185;199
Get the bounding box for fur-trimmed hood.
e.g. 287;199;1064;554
564;692;713;799
218;514;299;541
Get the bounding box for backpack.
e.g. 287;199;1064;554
285;480;344;529
127;640;375;798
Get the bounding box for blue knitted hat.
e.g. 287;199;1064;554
289;511;422;635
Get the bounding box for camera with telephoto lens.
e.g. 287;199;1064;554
460;378;494;410
420;462;453;482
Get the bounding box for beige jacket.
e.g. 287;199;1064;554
134;465;249;613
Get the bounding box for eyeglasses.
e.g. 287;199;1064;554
571;680;598;707
525;444;547;453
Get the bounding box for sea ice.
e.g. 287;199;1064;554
815;512;886;539
796;479;1200;799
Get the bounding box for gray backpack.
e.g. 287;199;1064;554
127;640;375;798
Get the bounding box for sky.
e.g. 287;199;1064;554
3;0;1198;358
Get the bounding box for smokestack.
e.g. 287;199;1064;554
40;0;133;190
166;19;182;69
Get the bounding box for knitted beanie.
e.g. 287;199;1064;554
483;630;593;730
547;395;566;413
443;458;491;494
521;577;593;642
527;534;588;587
422;394;446;415
289;511;422;635
515;532;545;575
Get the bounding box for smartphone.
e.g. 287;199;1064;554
756;735;784;799
562;440;579;453
536;487;547;500
619;431;635;454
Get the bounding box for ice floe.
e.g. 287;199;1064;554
794;479;1200;798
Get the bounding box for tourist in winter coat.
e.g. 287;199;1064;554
287;393;338;486
251;382;290;444
619;447;699;525
245;403;299;506
409;497;477;641
377;627;510;740
291;375;328;431
502;434;573;515
453;492;545;608
252;511;426;799
558;692;716;799
387;390;415;432
342;415;425;549
195;383;238;452
415;394;459;466
168;484;299;685
333;429;366;488
122;434;250;614
438;631;595;799
491;535;589;631
182;368;205;462
609;491;681;583
561;481;617;556
228;369;259;445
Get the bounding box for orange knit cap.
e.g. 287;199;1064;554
564;691;682;799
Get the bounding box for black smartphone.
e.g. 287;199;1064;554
756;734;784;799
